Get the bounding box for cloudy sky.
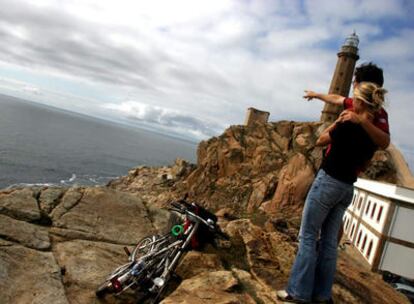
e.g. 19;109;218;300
1;0;413;167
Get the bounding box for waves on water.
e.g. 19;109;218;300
6;173;119;189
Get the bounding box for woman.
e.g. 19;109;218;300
277;82;387;303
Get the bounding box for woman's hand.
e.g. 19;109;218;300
337;110;374;124
338;110;361;124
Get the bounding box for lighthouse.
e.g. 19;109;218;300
320;32;360;123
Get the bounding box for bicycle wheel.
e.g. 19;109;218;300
131;236;156;261
95;281;113;298
147;246;182;303
95;262;133;298
151;284;167;304
150;268;182;304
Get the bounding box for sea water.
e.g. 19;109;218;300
0;94;197;188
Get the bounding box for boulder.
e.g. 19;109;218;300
263;153;315;214
161;270;249;304
247;174;278;212
50;187;84;221
231;268;279;304
176;251;225;280
52;187;156;244
0;188;41;221
144;203;172;234
53;239;135;304
292;124;316;154
171;158;196;179
0;214;50;250
0;244;68;304
334;248;411;304
39;187;65;214
225;219;296;289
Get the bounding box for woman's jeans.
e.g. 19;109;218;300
286;169;353;301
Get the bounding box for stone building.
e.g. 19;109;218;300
244;107;270;126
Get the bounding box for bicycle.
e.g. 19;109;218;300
95;199;228;303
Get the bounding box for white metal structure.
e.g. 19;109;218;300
343;178;414;279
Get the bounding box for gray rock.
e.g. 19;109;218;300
161;270;244;304
52;187;156;244
53;239;135;304
0;239;14;246
39;187;65;214
0;188;41;221
50;187;84;221
231;268;279;304
144;203;171;234
0;214;50;250
176;251;225;280
0;244;68;304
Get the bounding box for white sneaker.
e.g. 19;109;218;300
276;290;308;303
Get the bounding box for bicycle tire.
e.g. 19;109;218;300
95;262;133;298
107;262;133;280
150;269;182;303
147;245;182;303
151;284;167;304
131;236;156;261
95;281;113;298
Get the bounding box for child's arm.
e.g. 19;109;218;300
303;90;345;106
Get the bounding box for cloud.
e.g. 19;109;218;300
22;85;41;95
364;29;414;63
304;0;405;24
0;0;413;168
0;77;40;95
103;101;223;140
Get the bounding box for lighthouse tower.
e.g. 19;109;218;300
321;32;360;123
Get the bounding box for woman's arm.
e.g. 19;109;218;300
303;90;345;105
316;121;338;146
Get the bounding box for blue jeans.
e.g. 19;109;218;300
286;169;353;301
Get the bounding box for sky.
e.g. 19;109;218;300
0;0;413;168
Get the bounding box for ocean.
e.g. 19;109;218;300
0;94;197;189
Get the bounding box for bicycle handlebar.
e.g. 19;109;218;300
169;200;217;232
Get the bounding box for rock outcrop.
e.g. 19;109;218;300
0;184;410;304
111;121;398;219
0;121;408;304
0;186;165;304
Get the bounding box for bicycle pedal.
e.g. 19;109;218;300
123;246;131;256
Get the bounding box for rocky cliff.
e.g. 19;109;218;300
110;121;397;218
0;121;408;304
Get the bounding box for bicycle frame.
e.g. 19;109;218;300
96;200;223;303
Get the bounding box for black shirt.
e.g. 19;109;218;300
321;121;377;184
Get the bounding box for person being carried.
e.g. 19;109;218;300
277;82;388;304
304;62;390;149
304;63;391;248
